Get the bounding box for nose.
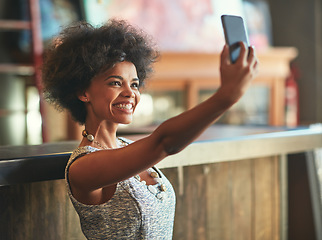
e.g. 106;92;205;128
121;83;135;98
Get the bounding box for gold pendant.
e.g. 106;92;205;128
160;184;167;192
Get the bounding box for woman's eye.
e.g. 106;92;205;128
109;81;122;87
131;82;140;89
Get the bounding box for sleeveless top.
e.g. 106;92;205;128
65;138;176;240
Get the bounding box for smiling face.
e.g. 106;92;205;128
80;61;141;126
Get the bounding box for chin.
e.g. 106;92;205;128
118;118;133;125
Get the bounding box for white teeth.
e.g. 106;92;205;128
115;103;133;110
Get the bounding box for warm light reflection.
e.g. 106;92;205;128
131;93;154;126
26;87;42;144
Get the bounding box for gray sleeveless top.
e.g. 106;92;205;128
65;139;176;240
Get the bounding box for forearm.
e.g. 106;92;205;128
153;88;236;155
151;44;258;156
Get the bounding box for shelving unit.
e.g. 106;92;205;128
147;47;298;126
0;0;46;143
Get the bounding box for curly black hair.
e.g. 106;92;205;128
42;19;159;125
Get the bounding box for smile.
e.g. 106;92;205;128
113;103;133;110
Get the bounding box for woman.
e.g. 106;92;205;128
42;19;258;239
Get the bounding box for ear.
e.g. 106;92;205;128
78;91;89;103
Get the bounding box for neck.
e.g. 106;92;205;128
81;121;119;149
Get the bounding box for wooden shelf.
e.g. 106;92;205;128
0;63;34;75
145;47;298;126
0;20;31;30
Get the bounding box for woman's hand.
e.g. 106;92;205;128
217;42;259;105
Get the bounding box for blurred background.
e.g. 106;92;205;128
0;0;321;146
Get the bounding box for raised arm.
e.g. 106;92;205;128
69;43;258;192
154;43;258;155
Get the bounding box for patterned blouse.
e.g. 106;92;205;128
65;139;176;240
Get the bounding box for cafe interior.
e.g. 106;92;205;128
0;0;321;239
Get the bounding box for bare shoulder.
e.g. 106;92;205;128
68;152;118;205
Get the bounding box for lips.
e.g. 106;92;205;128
113;102;134;111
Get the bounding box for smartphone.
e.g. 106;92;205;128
221;15;249;63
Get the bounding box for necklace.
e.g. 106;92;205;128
82;130;110;149
82;130;128;149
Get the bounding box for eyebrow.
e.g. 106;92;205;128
105;75;140;82
105;75;123;81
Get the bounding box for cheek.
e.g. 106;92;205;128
135;92;141;110
136;93;141;104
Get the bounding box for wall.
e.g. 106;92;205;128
267;0;322;124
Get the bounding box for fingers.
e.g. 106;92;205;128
237;43;259;70
247;46;257;65
234;42;248;64
221;42;253;65
247;46;259;75
220;43;259;77
220;44;230;66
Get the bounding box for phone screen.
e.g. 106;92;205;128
221;15;249;63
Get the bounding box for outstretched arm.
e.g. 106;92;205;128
69;43;258;192
152;43;258;155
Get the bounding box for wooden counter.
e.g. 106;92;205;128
1;125;321;186
0;125;321;240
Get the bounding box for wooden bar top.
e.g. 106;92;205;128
0;124;321;186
